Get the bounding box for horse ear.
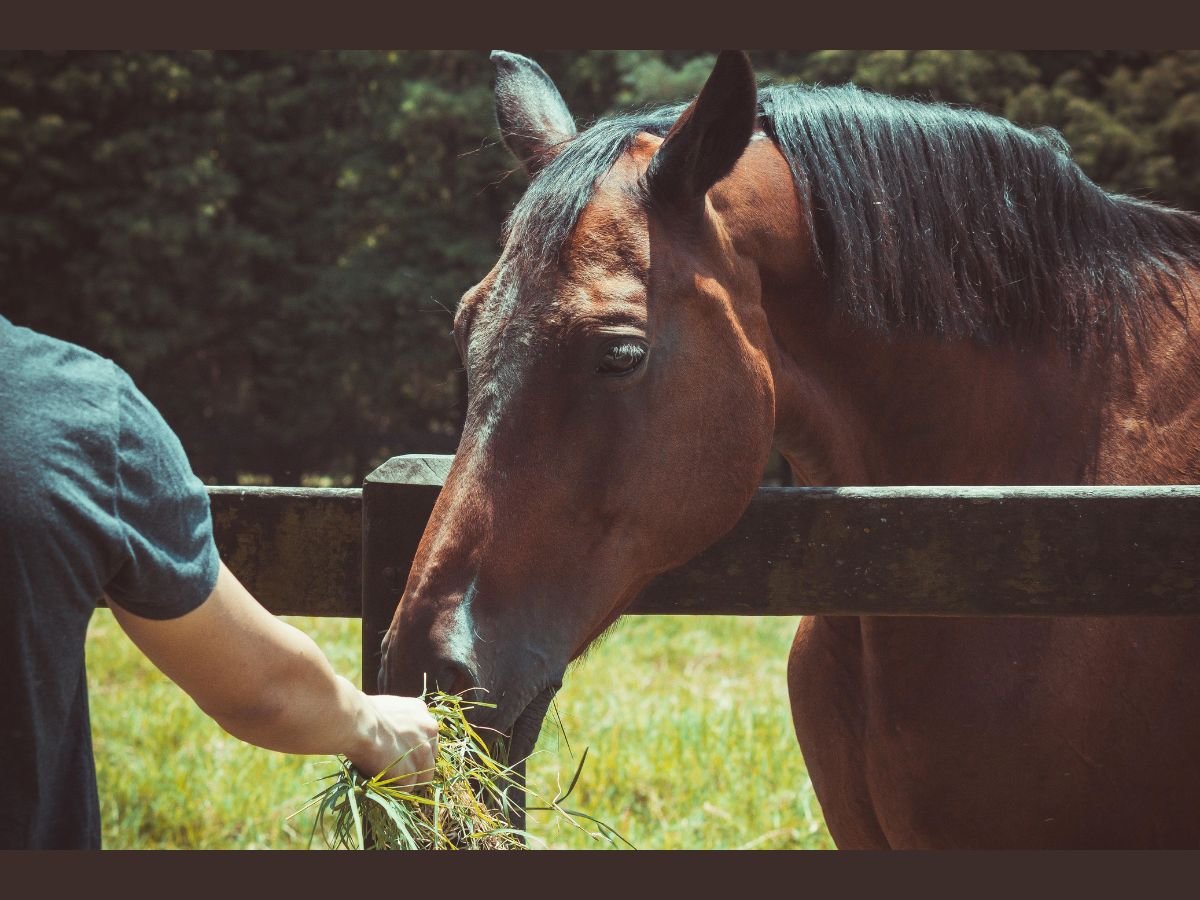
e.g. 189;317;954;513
491;50;578;177
645;51;758;212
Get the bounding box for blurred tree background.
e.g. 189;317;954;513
2;50;1199;484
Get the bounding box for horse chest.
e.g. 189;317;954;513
788;615;1200;848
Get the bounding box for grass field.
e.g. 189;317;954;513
85;609;833;850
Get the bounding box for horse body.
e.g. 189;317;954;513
779;305;1200;848
381;50;1200;848
793;616;1200;848
710;120;1200;848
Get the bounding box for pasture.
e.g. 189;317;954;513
86;608;831;850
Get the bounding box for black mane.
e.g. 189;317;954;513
503;82;1200;350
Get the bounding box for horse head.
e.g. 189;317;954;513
380;51;783;762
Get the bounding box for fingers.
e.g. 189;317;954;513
388;716;438;787
353;694;440;786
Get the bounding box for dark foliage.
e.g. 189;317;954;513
2;52;1199;481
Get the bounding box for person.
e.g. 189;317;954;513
0;313;438;849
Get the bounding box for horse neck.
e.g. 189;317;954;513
1089;284;1200;484
761;297;1112;487
757;269;1200;486
715;150;1085;487
717;140;1200;487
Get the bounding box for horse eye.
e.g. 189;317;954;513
596;339;648;376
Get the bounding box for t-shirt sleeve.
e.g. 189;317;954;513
103;372;220;619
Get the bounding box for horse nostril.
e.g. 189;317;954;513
430;657;474;697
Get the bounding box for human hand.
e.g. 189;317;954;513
348;693;439;787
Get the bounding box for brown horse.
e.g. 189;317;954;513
380;51;1200;848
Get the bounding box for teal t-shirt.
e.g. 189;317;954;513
0;315;220;848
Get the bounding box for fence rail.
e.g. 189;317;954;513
209;486;361;617
209;457;1200;616
199;454;1200;691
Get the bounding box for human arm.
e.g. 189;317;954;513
107;560;437;783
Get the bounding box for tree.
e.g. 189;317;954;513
3;51;1199;483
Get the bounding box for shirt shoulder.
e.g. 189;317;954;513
0;318;129;603
0;317;218;617
105;365;220;618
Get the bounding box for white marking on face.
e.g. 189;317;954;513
445;578;481;668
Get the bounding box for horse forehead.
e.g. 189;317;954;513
469;262;544;345
564;177;652;279
473;264;644;346
467;135;661;340
559;207;651;321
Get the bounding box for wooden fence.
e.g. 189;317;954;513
207;453;1200;694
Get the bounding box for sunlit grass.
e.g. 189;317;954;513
303;690;629;850
528;615;832;850
86;610;832;849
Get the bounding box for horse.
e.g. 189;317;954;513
380;50;1200;848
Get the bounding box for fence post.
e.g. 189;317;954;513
360;452;529;837
360;454;454;694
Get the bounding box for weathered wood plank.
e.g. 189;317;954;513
191;460;1200;619
208;487;361;617
639;485;1200;616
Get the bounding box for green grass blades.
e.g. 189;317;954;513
297;690;628;850
86;610;833;849
526;615;833;850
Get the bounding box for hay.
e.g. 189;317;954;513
294;690;631;850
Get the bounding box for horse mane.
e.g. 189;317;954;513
503;82;1200;350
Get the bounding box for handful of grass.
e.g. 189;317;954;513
296;690;629;850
